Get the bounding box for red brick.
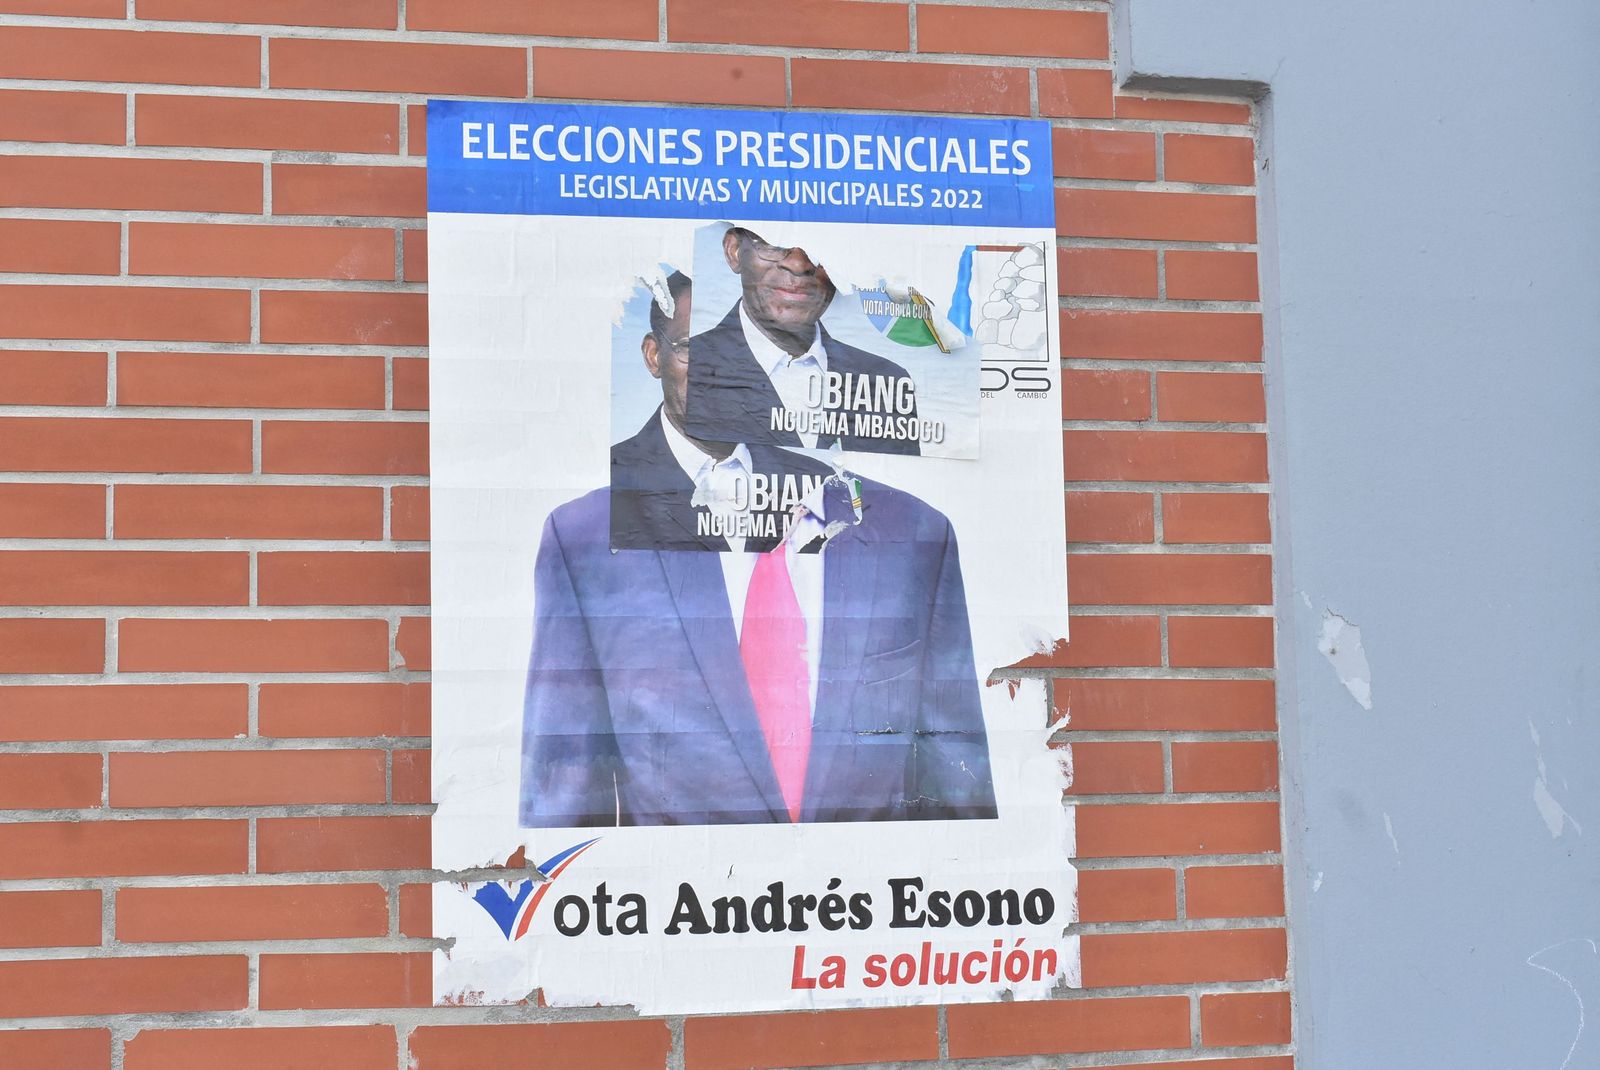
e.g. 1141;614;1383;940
0;956;247;1018
947;996;1190;1058
1081;928;1286;987
1060;247;1159;299
1067;491;1154;545
1202;991;1292;1046
1054;678;1276;732
120;618;391;673
1069;553;1272;607
0;684;246;741
111;750;387;807
396;615;430;669
272;164;425;218
0;27;257;87
1173;740;1279;793
1186;864;1286;919
0;89;123;144
0;1029;109;1070
1038;68;1113;118
685;1007;937;1070
139;0;398;29
125;1027;397;1070
533;48;785;108
0;619;104;674
401;230;426;281
119;352;386;408
117;485;383;540
257;815;429;872
792;58;1029;116
260;952;430;1009
392;357;428;410
0;349;107;405
1169;615;1275;668
130;223;394;282
0;483;105;538
669;0;905;49
1012;615;1160;669
1060;188;1256;243
1167;249;1260;301
0;0;121;15
1166;133;1255;186
391;486;429;540
0;286;250;343
262;421;427;475
271;38;525;97
0;753;102;809
0;415;249;470
0;890;102;948
0;156;260;213
392;748;429;803
136;95;398;154
0;550;246;606
410;1022;672;1069
1158;371;1265;423
1076;802;1281;858
0;220;119;276
1076;868;1176;922
1117;95;1253;124
0;819;248;878
260;291;427;346
1063;368;1149;422
1053;128;1155;181
412;0;653;37
1065;740;1164;795
1065;429;1268;483
260;682;429;738
1063;309;1263;361
920;5;1105;58
118;885;389;942
258;551;428;606
398;883;431;936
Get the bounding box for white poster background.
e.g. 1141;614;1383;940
429;212;1073;1013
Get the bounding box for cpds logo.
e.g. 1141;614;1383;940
471;838;599;941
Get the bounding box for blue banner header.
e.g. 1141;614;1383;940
426;101;1054;229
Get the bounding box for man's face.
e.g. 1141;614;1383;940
643;287;692;420
723;228;835;338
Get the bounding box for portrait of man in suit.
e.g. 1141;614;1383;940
681;226;924;456
520;272;995;828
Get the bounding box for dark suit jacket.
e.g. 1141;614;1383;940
682;303;922;455
521;441;994;827
609;412;832;553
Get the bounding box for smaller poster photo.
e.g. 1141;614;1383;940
659;220;983;461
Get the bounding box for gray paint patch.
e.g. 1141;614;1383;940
1531;721;1584;839
1316;611;1372;710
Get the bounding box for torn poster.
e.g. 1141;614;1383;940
427;101;1073;1013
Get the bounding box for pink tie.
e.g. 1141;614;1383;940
740;547;811;822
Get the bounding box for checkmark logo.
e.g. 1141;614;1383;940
471;838;600;941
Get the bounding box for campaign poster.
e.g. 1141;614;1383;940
427;101;1073;1013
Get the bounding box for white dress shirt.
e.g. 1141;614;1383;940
658;411;824;716
738;301;828;449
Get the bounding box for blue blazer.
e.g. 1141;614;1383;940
682;303;923;456
520;428;995;826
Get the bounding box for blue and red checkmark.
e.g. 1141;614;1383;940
471;838;599;940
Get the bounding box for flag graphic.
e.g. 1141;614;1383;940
857;285;949;352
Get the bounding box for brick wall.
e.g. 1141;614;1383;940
0;1;1286;1066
